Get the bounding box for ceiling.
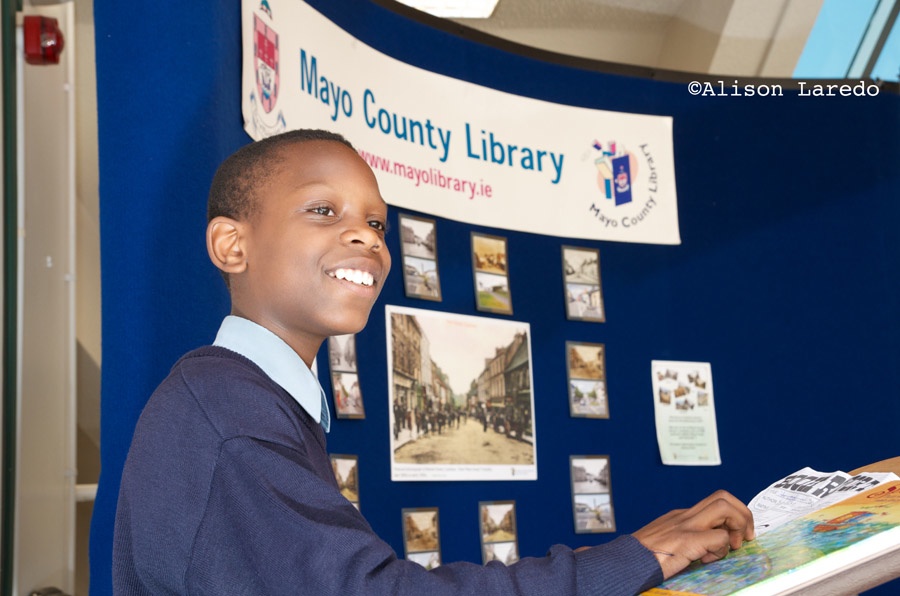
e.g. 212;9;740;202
436;0;826;79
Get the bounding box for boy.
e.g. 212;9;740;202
113;129;753;595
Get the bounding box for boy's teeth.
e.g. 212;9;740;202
334;268;374;287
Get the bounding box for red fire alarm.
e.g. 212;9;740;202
23;15;65;65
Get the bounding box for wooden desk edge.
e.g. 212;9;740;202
850;456;900;477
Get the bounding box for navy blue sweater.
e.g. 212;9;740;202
114;346;662;595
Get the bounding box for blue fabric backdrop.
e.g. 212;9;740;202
90;1;900;594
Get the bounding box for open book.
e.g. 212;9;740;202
643;467;900;596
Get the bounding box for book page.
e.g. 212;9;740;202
749;466;900;535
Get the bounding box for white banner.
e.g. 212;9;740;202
242;0;680;244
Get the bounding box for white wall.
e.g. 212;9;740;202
15;3;77;594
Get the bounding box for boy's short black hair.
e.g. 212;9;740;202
207;128;355;223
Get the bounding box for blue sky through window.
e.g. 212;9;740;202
794;0;899;81
871;14;900;80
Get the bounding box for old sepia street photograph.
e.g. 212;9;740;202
402;507;441;555
566;342;608;418
570;455;615;533
480;501;519;565
400;214;442;301
387;305;537;481
562;246;604;322
330;454;360;509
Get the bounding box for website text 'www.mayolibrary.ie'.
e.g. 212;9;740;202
359;150;494;201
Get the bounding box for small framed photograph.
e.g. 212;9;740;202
402;507;441;569
570;455;615;533
399;214;442;301
332;371;365;419
472;232;512;315
483;541;519;566
479;500;519;565
562;246;604;322
328;334;357;373
566;342;608;419
330;454;360;510
328;334;364;419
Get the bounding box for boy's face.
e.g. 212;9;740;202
233;140;391;362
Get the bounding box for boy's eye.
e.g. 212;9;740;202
368;220;387;233
310;205;335;216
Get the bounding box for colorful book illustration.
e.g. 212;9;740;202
643;481;900;596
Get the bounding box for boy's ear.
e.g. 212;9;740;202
207;216;248;274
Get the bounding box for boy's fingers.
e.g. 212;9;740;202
730;526;751;550
697;532;731;563
695;491;754;522
633;491;755;578
686;494;755;541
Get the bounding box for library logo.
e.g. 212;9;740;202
588;140;660;231
592;140;634;206
253;8;279;114
248;2;286;137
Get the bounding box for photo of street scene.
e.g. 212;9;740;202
483;541;518;566
570;455;615;533
387;305;537;481
330;454;359;510
403;256;441;301
407;551;441;570
402;507;441;569
400;215;438;260
332;371;364;419
328;334;357;372
566;342;608;418
474;271;511;314
480;501;519;565
328;334;364;419
400;214;441;301
562;246;604;322
472;233;512;314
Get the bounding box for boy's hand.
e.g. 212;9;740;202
631;490;755;579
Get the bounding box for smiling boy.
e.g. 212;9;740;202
207;129;390;365
113;129;753;595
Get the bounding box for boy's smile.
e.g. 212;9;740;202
329;267;375;287
225;140;391;365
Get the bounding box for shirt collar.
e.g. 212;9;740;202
213;315;330;432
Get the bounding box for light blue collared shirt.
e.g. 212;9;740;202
213;315;331;432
